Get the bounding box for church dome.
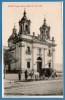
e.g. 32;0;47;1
8;25;19;43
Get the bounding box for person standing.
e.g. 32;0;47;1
25;70;28;81
18;70;21;81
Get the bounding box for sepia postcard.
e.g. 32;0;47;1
2;1;63;98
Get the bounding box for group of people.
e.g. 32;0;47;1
18;69;34;81
18;68;57;81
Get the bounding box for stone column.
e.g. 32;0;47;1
42;48;44;69
43;48;47;68
19;42;22;72
52;47;55;69
15;44;16;69
52;37;55;69
32;38;34;71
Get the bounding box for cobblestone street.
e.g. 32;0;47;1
3;75;63;97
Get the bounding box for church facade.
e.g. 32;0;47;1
7;10;56;74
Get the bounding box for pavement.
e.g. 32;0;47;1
3;77;63;97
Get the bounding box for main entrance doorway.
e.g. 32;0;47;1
37;57;42;74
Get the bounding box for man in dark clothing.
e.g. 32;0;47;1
18;70;21;81
25;70;28;80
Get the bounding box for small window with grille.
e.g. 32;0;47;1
27;46;30;53
49;62;51;68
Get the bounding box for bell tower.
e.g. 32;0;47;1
19;10;31;35
39;18;50;40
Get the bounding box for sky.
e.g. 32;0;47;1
2;2;63;71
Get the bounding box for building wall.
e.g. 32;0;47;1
9;40;55;72
22;41;32;71
7;34;55;73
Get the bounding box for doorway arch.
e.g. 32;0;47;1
37;57;42;74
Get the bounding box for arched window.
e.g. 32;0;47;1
42;31;43;33
26;25;28;30
37;57;42;60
